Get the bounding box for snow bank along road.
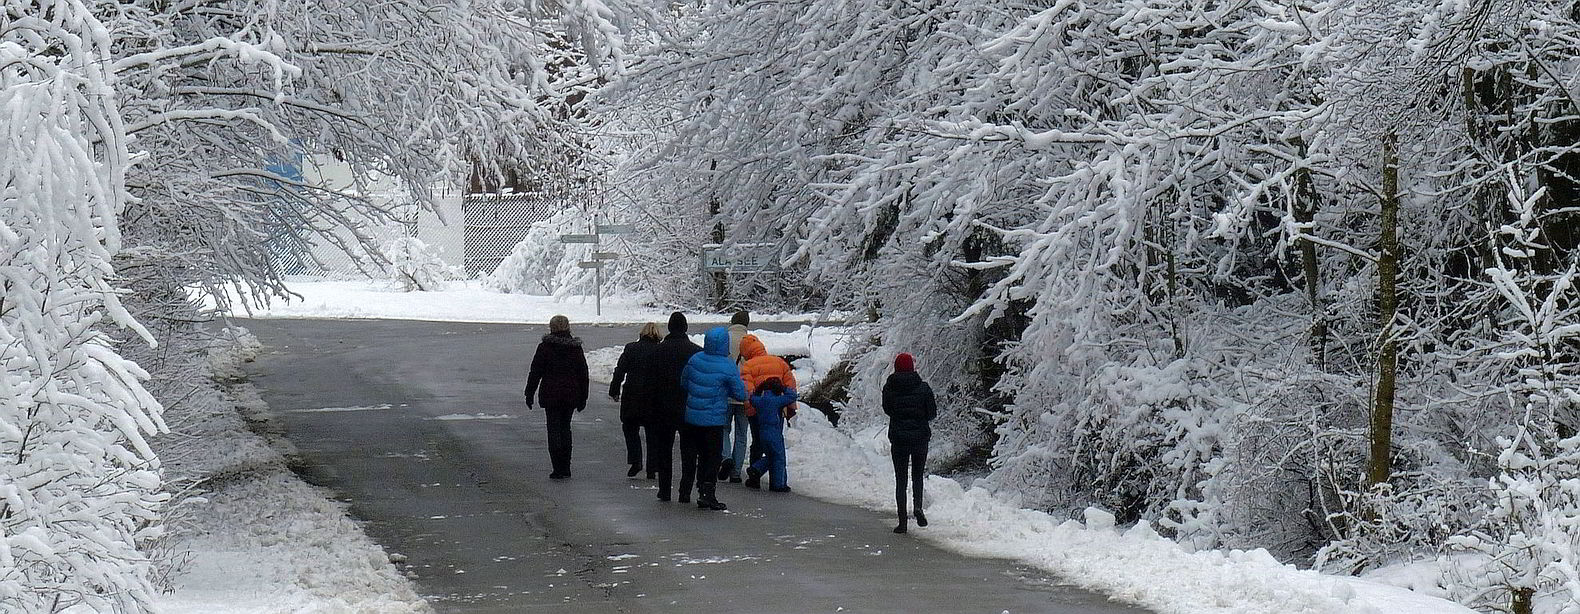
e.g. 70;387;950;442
243;318;1149;613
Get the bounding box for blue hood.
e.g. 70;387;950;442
703;326;730;357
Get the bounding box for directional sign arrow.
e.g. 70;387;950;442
577;261;604;269
559;234;598;244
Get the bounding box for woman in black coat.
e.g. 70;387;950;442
524;315;589;480
610;322;662;478
882;352;937;534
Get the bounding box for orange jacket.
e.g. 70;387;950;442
739;334;797;417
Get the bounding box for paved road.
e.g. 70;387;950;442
243;318;1149;614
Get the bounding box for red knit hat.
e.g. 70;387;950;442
894;353;915;372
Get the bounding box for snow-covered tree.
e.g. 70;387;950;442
5;0;638;609
384;237;461;292
604;2;1580;607
1;3;167;610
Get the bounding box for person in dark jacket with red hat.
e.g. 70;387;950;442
524;315;589;480
610;322;662;478
883;352;936;533
648;312;702;501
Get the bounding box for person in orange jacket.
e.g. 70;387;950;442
737;334;796;488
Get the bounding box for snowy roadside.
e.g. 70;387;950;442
152;328;430;614
210;278;831;325
781;414;1474;614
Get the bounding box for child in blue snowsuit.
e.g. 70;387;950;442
746;377;797;492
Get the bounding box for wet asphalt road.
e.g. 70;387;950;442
243;318;1150;614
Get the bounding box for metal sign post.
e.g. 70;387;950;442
559;216;632;317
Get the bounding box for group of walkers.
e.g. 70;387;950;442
522;310;938;533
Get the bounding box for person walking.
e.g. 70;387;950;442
718;310;752;482
746;377;796;492
736;334;797;489
883;352;936;533
610;322;662;478
650;312;701;501
682;326;748;511
524;315;589;480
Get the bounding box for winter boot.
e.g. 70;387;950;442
698;496;728;511
914;510;928;527
744;467;763;490
717;458;733;482
769;485;792;493
628;463;642;478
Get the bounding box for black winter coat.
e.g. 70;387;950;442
882;371;937;446
649;332;702;426
524;332;589;410
610;338;661;423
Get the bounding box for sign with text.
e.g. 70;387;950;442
701;243;780;273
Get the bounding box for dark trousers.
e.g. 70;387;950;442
648;423;678;497
891;441;927;523
622;420;643;467
545;405;575;475
680;424;724;501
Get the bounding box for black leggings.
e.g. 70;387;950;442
891;442;927;522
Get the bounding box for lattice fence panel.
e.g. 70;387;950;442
462;192;569;277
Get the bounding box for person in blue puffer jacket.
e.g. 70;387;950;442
680;326;748;511
745;377;796;493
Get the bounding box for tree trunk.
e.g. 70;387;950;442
1367;134;1401;489
1511;587;1534;614
1292;138;1327;367
707;159;727;310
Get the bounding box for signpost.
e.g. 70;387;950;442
701;243;780;273
558;217;631;316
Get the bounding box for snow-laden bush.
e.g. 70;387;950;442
383;237;461;292
485;209;581;295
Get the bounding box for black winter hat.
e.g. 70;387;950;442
668;311;688;334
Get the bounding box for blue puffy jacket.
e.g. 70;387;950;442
749;388;798;430
683;327;748;427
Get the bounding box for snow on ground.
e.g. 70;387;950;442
153;327;430;614
588;326;850;388
781;414;1475;614
157;471;429;614
212;277;828;325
